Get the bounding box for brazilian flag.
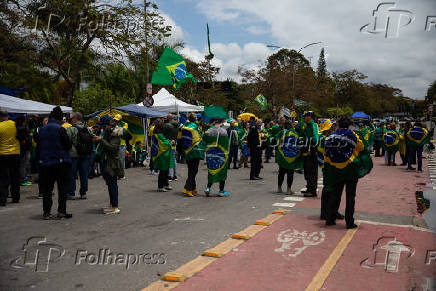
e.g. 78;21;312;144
181;122;204;160
325;129;364;170
407;126;430;148
276;129;303;170
151;48;196;90
151;133;172;171
359;126;372;150
203;133;229;183
383;130;399;152
254;94;268;111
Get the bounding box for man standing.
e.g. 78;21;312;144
162;113;179;180
0;110;21;206
113;114;128;171
406;122;430;173
300;111;319;197
37;106;73;219
324;117;366;229
67;112;93;199
226;120;239;169
248;118;263;180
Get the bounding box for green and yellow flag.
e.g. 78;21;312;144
407;126;430;148
151;133;172;171
151;47;196;90
254;94;267;111
181;122;204;161
203;133;229;183
276;129;303;170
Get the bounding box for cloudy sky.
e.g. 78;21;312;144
154;0;435;99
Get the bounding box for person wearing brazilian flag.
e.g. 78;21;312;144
406;122;430;172
324;117;369;229
275;120;303;194
151;119;174;192
317;119;345;221
383;123;399;166
204;118;231;197
181;113;204;197
298;111;320;197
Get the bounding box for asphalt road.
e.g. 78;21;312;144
0;161;308;291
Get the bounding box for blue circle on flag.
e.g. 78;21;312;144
175;64;187;81
181;130;193;151
326;131;357;163
410;128;425;141
206;147;226;170
151;136;159;157
281;135;299;158
384;132;396;145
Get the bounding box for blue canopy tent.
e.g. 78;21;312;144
115;104;167;118
351;111;370;119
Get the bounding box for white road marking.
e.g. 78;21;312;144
283;197;305;202
272;202;296;208
356;220;434;233
174;217;205;221
275;229;325;258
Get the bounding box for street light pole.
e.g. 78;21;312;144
144;0;149;84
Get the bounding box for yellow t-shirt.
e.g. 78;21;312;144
0;120;20;155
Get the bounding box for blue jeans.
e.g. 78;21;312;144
168;148;177;177
102;162;118;207
70;156;90;197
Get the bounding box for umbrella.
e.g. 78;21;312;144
238;113;256;121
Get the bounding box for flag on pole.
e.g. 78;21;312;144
254;94;268;111
206;23;214;60
151;47;196;91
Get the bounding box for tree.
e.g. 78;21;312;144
426;80;436;104
3;0;172;106
316;48;326;78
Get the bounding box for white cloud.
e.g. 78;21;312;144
246;25;268;35
193;0;436;99
160;13;184;42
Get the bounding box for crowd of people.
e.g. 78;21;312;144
0;106;432;228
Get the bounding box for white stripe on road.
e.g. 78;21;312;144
283;197;305;202
356;220;434;233
272;202;296;208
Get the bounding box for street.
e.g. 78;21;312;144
1;153;435;291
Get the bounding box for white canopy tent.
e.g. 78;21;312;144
137;88;204;113
0;94;72;114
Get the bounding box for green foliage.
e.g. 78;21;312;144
72;83;135;115
426;80;436;103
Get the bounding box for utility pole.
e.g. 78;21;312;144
144;0;149;84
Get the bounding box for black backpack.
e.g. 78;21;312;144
75;126;93;156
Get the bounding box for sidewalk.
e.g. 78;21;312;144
145;154;436;291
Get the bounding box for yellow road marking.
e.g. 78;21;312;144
305;224;359;291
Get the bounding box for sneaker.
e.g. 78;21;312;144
183;189;194;197
105;207;120;215
173;176;178;181
67;195;78;200
204;187;211;196
38;194;43;199
417;169;423;173
21;181;32;186
192;189;198;195
43;213;53;220
80;195;87;200
56;212;73;219
164;186;173;190
346;223;358;229
157;188;168;192
218;190;230;197
102;205;113;213
303;192;317;197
